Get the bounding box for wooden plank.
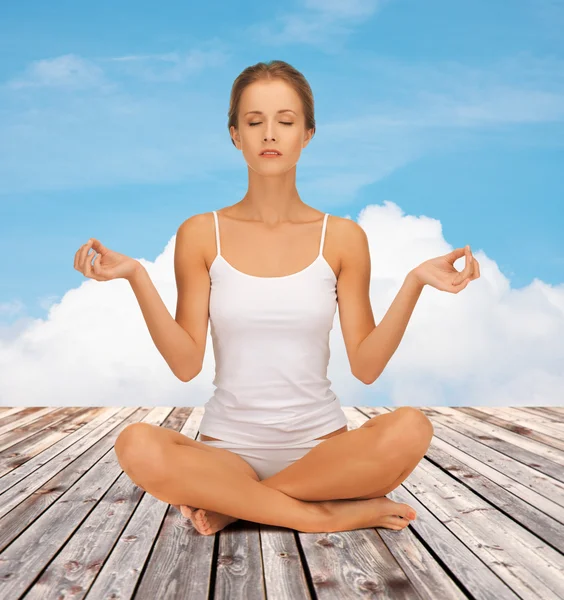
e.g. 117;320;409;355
422;407;564;483
358;407;533;598
0;407;153;597
511;407;564;421
0;407;60;439
87;408;218;600
261;526;313;599
24;407;189;600
429;420;562;550
342;405;373;429
299;528;423;599
498;407;564;433
0;407;21;417
0;407;57;431
505;408;564;434
361;407;564;571
411;409;564;541
390;484;516;600
211;523;266;600
468;407;564;441
418;407;564;498
539;407;564;417
0;407;107;476
375;501;471;600
2;405;561;599
408;458;564;599
0;407;125;498
455;407;564;453
295;407;463;600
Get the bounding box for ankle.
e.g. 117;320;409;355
298;501;332;533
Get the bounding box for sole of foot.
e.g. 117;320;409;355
173;504;239;536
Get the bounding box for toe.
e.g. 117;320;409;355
401;504;417;520
384;515;411;529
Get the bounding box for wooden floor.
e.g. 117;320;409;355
0;405;562;599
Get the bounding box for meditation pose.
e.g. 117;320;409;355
74;60;479;536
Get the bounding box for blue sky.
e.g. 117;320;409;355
1;0;563;407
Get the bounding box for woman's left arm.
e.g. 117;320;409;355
355;246;480;384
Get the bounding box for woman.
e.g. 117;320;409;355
74;60;479;536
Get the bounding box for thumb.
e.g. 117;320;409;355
91;239;108;254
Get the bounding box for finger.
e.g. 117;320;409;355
448;247;467;261
472;258;480;280
91;238;106;254
464;246;474;278
90;252;102;278
80;239;95;273
450;276;470;292
74;243;87;271
85;250;101;280
458;277;471;291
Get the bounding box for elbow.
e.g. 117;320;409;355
354;369;377;386
175;363;202;383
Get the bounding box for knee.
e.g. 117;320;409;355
114;423;164;481
393;407;434;453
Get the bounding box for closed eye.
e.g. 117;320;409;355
249;122;293;126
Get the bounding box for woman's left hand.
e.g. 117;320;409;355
411;245;480;293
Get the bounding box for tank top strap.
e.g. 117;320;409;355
319;213;329;256
212;210;221;257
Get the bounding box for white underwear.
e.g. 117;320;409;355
199;438;325;480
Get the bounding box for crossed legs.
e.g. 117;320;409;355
114;407;434;534
261;407;434;501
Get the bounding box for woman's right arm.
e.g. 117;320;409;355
128;215;210;382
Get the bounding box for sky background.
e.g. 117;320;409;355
1;0;563;408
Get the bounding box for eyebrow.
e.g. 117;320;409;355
244;109;297;116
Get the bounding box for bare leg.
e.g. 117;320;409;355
123;424;261;535
261;408;433;504
173;457;260;535
117;437;326;533
116;435;416;534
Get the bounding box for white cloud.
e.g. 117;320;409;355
6;54;111;91
246;0;388;48
1;201;562;407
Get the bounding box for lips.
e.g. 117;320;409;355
260;149;282;155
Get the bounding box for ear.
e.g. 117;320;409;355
230;125;241;149
303;127;315;148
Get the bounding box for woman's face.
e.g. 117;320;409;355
230;79;314;174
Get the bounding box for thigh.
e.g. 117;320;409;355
260;410;433;501
115;423;260;482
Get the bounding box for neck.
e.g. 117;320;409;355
238;168;305;226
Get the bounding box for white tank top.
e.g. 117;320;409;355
198;210;348;447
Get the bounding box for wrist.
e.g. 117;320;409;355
407;268;425;290
127;261;146;284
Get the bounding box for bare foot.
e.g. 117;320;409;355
174;504;239;536
317;496;417;533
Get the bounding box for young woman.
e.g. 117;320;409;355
74;61;479;536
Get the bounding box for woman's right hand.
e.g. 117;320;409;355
74;238;141;282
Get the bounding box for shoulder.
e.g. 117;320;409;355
176;212;217;245
178;212;213;234
330;217;370;278
330;215;368;251
175;213;217;262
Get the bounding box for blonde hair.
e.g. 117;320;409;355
227;60;316;147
